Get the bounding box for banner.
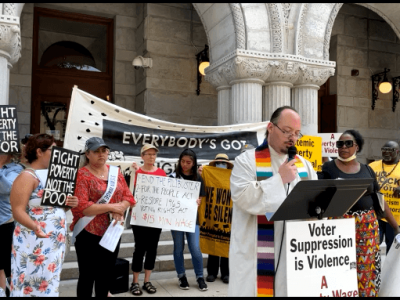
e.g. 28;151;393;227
41;146;80;207
286;219;358;297
0;105;20;153
318;133;342;157
130;174;200;232
296;135;322;171
199;166;232;258
63;87;268;173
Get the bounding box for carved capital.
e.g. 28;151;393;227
221;57;273;85
0;15;21;65
268;61;303;84
205;67;229;89
295;66;335;86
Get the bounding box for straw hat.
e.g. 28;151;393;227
209;153;234;169
141;144;159;155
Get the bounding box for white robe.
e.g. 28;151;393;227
228;146;318;297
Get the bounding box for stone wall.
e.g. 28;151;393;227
136;3;217;126
330;3;400;162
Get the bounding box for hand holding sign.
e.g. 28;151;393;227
41;147;80;207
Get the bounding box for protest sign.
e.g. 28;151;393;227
131;174;200;232
296;135;322;171
41;146;80;207
0;105;20;153
286;219;358;297
318;133;342;157
199;166;232;258
107;161;136;194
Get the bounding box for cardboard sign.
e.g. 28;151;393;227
131;174;200;232
296;135;322;171
318;133;342;157
0;105;20;153
286;219;358;297
41;146;80;207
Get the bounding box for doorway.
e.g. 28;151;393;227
318;79;337;133
31;7;114;145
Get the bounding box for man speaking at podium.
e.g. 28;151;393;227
229;106;318;297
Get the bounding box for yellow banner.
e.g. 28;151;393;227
199;166;232;258
296;135;322;171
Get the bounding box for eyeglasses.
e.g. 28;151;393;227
381;147;396;152
336;140;354;148
273;123;303;139
143;153;157;157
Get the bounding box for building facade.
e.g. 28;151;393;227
1;3;400;162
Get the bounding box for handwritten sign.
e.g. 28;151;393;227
41;147;80;207
0;105;20;153
318;133;342;157
131;174;200;232
296;135;322;171
286;219;358;297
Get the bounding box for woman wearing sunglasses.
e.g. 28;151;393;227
319;129;399;297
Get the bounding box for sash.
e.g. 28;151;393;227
71;165;119;244
255;145;308;297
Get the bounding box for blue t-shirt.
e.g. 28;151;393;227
0;162;24;225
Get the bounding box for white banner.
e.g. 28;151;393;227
286;219;358;297
130;174;200;232
317;133;342;157
63;87;268;174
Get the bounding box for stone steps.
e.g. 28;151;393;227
60;229;206;281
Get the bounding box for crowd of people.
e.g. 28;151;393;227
0;106;400;297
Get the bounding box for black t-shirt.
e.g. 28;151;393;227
320;160;379;213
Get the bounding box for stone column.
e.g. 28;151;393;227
0;14;22;105
230;79;263;124
216;86;231;126
293;66;335;135
291;84;320;135
263;82;293;121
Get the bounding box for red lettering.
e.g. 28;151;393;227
321;276;328;289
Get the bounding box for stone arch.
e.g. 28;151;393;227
192;3;238;64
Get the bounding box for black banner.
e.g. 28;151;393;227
41;146;80;207
0;105;20;154
102;119;259;160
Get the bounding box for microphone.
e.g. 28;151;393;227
287;146;297;193
288;146;297;162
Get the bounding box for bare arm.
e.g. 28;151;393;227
10;172;47;238
82;200;131;216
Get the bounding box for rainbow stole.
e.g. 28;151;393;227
255;147;308;297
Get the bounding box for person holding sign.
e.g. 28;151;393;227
203;153;233;284
129;144;166;296
319;130;400;297
9;134;79;297
369;141;400;254
169;149;208;292
70;137;135;298
229;106;318;297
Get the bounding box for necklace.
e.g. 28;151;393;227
89;165;106;178
381;160;400;177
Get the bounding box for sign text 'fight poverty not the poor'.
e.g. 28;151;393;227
0;105;20;153
41;147;80;207
131;174;200;232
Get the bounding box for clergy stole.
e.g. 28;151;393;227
256;147;308;297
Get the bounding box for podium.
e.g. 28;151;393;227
270;178;374;221
270;178;374;297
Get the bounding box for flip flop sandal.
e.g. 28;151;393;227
143;282;157;294
130;283;143;296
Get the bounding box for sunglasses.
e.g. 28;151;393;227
381;147;396;153
336;140;354;148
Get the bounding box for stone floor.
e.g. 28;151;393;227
59;270;228;297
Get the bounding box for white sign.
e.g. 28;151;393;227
131;174;200;232
318;133;342;157
286;219;358;297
